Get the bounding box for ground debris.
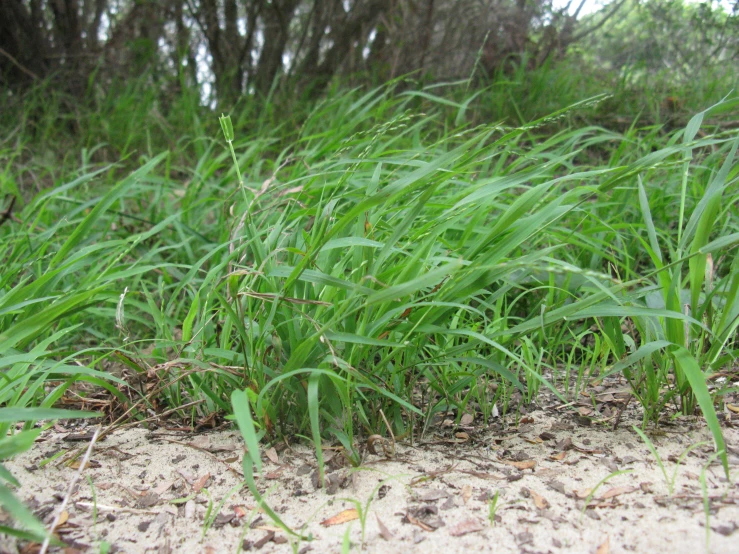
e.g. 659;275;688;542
4;406;737;553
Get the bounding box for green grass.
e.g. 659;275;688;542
1;69;738;537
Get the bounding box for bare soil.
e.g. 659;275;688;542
2;399;738;554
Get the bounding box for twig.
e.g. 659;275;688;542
0;47;39;80
40;425;101;554
612;393;632;431
98;368;210;442
111;399;205;433
75;501;161;515
378;408;396;457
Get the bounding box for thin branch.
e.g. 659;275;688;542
572;0;630;42
0;47;39;80
572;0;588;20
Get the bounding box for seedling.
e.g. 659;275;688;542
634;425;708;496
202;483;244;537
579;469;633;521
487;490;500;527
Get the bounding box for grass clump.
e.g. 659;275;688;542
1;80;737;523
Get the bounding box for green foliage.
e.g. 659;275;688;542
582;0;739;80
1;69;736;535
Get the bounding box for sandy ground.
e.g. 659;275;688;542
1;404;738;554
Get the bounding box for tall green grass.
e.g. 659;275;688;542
1;75;736;537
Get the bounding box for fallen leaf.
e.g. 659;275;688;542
549;451;568;461
529;489;550;509
501;459;536;471
213;513;235;528
455;432;470;441
193;472;211;492
207;445;235;453
137;492;160;508
296;464;312;476
153;480;174;495
596;535;610;554
234;505;249;518
573;488;593;499
600;458;619;473
727;404;739;414
462;485;472;504
448;518;484;537
639;482;654;494
321;508;359;527
405;511;435;532
460;413;474;426
253;531;275;549
599;486;637;500
522;436;544;444
376;514;393;540
556;437;574;451
547;481;567;495
57;510;69;526
264;447;279;464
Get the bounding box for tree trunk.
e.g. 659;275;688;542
0;0;52;85
254;0;300;98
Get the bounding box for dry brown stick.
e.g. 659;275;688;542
111;399;205;432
